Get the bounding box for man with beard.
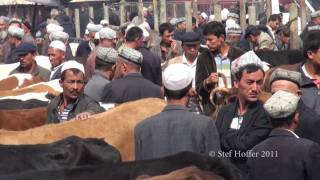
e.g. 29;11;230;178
215;51;272;173
47;60;104;123
9;43;50;81
151;22;183;63
101;47;162;104
48;40;66;80
195;21;243;115
0;16;9;63
5;25;24;64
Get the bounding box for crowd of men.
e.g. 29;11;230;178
1;6;320;179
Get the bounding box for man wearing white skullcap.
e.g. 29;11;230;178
216;51;271;173
48;40;66;80
248;90;320;180
134;63;221;160
101;47;162;104
47;60;104;123
5;25;25;63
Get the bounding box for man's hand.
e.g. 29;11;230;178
171;40;179;55
205;73;219;85
75;112;93;121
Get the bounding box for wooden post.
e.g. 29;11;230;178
192;0;198;20
172;3;177;18
185;1;192;32
89;6;94;22
214;4;221;22
248;5;256;25
120;0;126;24
153;0;159;31
266;0;272;20
300;0;307;30
74;8;80;38
138;0;144;24
160;0;167;24
210;0;217;16
65;7;69;16
240;0;246;31
103;3;109;22
289;3;299;50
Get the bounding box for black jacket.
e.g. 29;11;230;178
195;47;244;115
139;46;162;86
47;93;104;123
247;129;320;180
101;73;163;104
216;101;272;172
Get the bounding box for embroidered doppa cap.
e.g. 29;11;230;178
163;63;193;91
61;60;85;74
118;47;143;65
231;51;264;75
99;27;117;39
96;46;118;65
269;68;302;87
264;90;300;119
49;40;66;52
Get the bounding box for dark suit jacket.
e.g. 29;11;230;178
139;46;162;86
195;47;244;115
247;129;320;180
101;73;163;104
135;105;221;160
216;101;272;172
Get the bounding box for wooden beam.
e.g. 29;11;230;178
153;0;159;31
185;1;192;32
300;0;307;30
192;0;198;20
120;0;126;25
172;3;177;18
240;0;246;31
89;6;94;22
138;0;144;24
160;0;167;24
74;8;80;38
248;5;256;25
289;3;299;50
214;4;221;22
266;0;272;19
103;3;109;22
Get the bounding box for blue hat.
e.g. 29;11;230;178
15;43;37;56
182;32;200;45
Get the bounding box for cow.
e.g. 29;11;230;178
0;151;243;180
0;107;47;131
255;50;305;67
0;98;167;161
0;74;43;91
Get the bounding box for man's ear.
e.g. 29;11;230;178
307;51;314;60
293;112;300;126
233;80;239;88
59;79;63;88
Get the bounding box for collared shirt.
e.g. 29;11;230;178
214;54;232;88
267;25;275;40
182;54;198;89
50;62;64;80
284;129;300;138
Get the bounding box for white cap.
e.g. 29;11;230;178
140;21;151;31
231;51;264;75
163;64;193;91
221;8;230;21
201;12;208;20
86;23;103;32
61;60;85;74
8;25;24;38
99;27;117;39
94;32;100;39
100;19;109;26
138;25;150;41
49;40;66;52
209;15;215;22
125;24;136;34
46;23;64;34
264;90;300;119
49;31;69;42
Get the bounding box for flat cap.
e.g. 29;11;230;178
96;46;118;65
86;23;103;32
264;90;300;119
269;68;302;87
118;47;143;65
61;60;85;74
181;32;200;45
231;51;263;75
163;63;193;91
8;25;24;39
99;27;117;40
49;40;66;52
49;31;69;42
176;17;186;25
15;43;37;56
311;10;320;18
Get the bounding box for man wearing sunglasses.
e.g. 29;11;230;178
9;43;50;81
47;60;104;123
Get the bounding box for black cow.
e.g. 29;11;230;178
255;50;305;67
0;99;48;109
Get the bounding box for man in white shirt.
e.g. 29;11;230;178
48;40;66;80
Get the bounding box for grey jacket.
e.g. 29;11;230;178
84;71;111;102
47;93;105;123
150;40;183;62
135;105;221;160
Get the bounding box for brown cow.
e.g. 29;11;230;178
0;74;43;91
0;98;166;161
0;107;47;131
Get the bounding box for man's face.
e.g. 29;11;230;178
161;30;174;45
234;69;264;102
313;17;320;25
280;33;290;45
89;32;96;40
19;52;34;68
113;58;124;80
178;21;186;30
48;47;65;68
0;21;6;31
205;34;222;51
198;15;205;24
183;43;199;57
269;20;280;30
60;70;85;101
271;80;300;96
227;34;241;45
8;36;16;45
249;34;260;44
307;48;320;67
